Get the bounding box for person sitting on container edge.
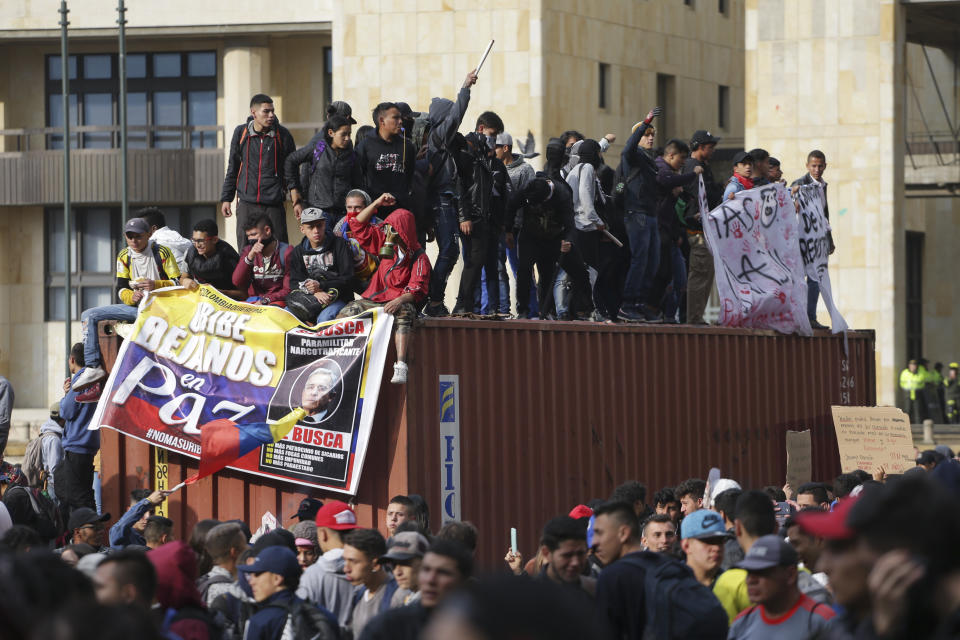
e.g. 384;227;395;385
232;214;294;307
337;192;430;385
287;207;355;324
73;217;180;390
180;218;245;299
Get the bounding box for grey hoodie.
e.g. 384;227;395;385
296;547;355;630
0;376;11;458
38;418;63;503
426;87;471;200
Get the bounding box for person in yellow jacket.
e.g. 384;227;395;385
945;363;960;424
900;359;926;424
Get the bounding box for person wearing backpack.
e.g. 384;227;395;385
285;114;361;225
72;218;181;391
593;501;727;640
238;545;339;640
22;401;64;503
150;540;225;640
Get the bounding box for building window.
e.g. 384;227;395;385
718;85;730;130
685;0;695;6
323;47;333;108
44;205;210;320
598;63;609;109
45;51;218;151
719;0;728;14
905;231;924;360
656;73;675;141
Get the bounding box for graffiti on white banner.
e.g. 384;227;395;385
795;183;848;333
701;182;811;335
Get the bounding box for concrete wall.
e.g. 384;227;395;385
745;0;906;405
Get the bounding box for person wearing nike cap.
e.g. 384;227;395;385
680;507;728;588
380;531;430;607
297;499;360;631
727;534;835;639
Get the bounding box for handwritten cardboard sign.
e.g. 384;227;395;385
831;406;915;474
785;430;812;492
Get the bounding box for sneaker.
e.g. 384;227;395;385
76;382;103;403
72;366;107;391
617;307;644;322
810;319;829;330
450;306;470;316
390;361;409;384
423;302;449;318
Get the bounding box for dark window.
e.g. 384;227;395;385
323;46;333;108
45;51;217;150
685;0;695;6
656;73;675;140
905;231;924;360
719;0;728;14
598;63;610;109
718;85;730;130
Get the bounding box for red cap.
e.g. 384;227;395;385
568;504;594;520
794;496;859;540
315;500;359;531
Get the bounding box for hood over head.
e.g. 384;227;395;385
148;541;204;610
545;137;565;171
577;139;602;167
427;97;454;126
382;209;421;253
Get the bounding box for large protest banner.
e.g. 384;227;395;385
831;406;915;474
795;183;848;333
702;182;812;335
89;285;394;494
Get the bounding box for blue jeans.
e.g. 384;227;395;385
807;277;821;321
621;212;660;309
428;199;460;303
506;241;538;316
93;470;102;514
317;299;347;322
479;236;511;314
553;268;572;316
81;303;138;367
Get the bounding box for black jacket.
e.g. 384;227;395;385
356;603;430;640
221;118;296;205
654;156;699;240
289;236;355;300
512;179;578;243
618;122;659;215
184;240;240;292
681;156;721;232
355;130;417;208
425;87;471;200
283;134;362;214
453;141;509;227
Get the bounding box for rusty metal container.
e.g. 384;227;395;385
99;320;875;569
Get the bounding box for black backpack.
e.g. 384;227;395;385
619;551;728;640
3;485;63;541
271;598;340;640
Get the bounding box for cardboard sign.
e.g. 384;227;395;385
785;430;812;492
831;406;915;474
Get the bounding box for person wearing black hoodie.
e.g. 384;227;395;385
288;208;355;323
618;107;664;323
356;103;417;213
221;94;296;248
285;114;362;224
423;70;477;317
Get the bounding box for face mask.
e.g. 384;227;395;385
380;224;400;258
484;135;497;151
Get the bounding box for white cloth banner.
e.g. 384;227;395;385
795;183;848;334
702;182;812;335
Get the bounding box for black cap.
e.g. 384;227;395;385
68;507;110;531
327;101;357;125
690;129;720;148
768;157;781;167
732;151;754;165
291;497;324;521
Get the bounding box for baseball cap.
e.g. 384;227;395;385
124;218;149;235
68;507;111;531
49;401;61;418
950;362;958;369
237;546;301;583
710;478;742;503
732;151;754;165
291;497;324;521
328;100;357;125
315;500;358;531
680;509;728;540
380;531;430;563
768;157;781;168
737;534;798;571
794;496;859;540
568;504;593;520
690;129;720;147
299;208;326;224
496;132;514;147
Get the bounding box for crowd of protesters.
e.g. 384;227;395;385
2;447;960;640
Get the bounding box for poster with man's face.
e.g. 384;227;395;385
260;325;370;487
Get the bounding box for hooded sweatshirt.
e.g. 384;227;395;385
61;370;99;455
567;140;606;232
289;213;355;299
426;87;471;200
348;209;431;304
149;541;210;640
355;129;417;208
296;547;355;629
38;418;63;501
233;239;294;306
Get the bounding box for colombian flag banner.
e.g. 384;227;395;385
89;285;394;494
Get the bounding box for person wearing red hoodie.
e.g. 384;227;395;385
148;540;218;640
338;192;431;384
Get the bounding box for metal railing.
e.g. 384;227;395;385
0;124;226;152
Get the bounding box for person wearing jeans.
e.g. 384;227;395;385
288;208;355;323
73;217;180;391
425;197;460;312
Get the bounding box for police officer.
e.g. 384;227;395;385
945;363;960;424
900;359;926;424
